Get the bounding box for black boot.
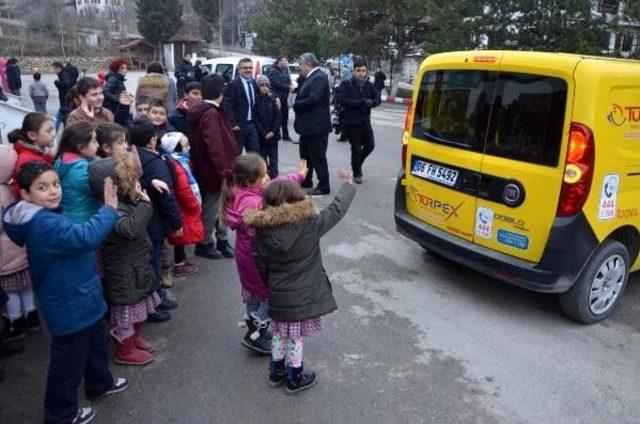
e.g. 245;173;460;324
268;359;286;387
216;240;235;259
285;364;316;394
194;243;222;260
241;315;271;355
25;310;41;332
1;315;26;342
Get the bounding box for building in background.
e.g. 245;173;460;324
599;0;639;57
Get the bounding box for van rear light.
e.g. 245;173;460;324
402;101;414;166
556;123;595;217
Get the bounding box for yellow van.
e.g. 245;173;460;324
395;50;640;324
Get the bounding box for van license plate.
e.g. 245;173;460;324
411;159;459;187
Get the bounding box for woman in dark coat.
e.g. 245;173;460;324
245;172;356;394
103;58;128;114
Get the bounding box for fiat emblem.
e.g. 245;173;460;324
503;183;521;205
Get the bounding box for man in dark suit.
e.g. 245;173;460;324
222;57;260;154
268;56;293;141
293;52;331;195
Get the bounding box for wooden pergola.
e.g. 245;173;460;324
118;38;160;70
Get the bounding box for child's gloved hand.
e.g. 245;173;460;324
298;159;309;179
104;177;119;209
337;168;353;184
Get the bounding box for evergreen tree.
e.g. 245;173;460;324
191;0;219;43
136;0;183;45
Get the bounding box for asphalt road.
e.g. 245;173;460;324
1;102;640;424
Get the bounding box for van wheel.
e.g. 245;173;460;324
559;240;629;324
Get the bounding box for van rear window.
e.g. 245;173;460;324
412;70;568;167
486;73;567;166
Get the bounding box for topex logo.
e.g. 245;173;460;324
408;185;464;221
608;103;640;127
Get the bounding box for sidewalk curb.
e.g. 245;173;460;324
381;94;412;105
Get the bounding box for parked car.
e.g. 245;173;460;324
395;50;640;324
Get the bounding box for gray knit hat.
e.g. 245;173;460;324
256;75;270;87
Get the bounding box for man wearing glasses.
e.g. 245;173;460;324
222;57;260;153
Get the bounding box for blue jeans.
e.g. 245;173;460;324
45;319;113;424
236;122;260;154
55;109;64;132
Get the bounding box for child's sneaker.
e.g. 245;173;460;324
25;310;41;332
174;262;199;278
72;407;96;424
87;377;130;400
1;315;26;341
268;359;286;387
285;365;316;394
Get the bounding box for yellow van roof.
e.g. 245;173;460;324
421;50;640;75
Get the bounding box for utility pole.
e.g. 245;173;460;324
218;0;223;56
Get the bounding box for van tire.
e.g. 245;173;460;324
559;240;629;324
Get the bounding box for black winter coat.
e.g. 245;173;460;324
246;183;356;321
54;70;74;108
336;77;381;126
137;148;182;242
255;94;281;144
6;64;21;91
103;71;126;114
268;65;291;98
293;69;331;136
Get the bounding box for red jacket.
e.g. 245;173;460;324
167;158;204;246
186;101;239;194
12;140;54;195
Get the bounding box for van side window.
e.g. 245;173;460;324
485;73;567;167
216;64;234;83
412;70;497;152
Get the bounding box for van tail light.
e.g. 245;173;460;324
402;101;414;166
556;123;595;217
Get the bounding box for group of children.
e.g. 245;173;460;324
0;67;356;423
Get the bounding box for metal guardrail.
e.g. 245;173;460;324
0;95;36;144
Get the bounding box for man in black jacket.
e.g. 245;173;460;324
174;53;194;98
52;61;75;131
268;56;293;141
337;57;381;184
293;53;331;195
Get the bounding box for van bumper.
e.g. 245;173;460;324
394;174;599;293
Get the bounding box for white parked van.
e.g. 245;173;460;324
199;56;276;83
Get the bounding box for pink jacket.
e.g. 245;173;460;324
0;145;29;276
225;173;303;299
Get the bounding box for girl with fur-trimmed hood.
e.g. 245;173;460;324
244;169;355;394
